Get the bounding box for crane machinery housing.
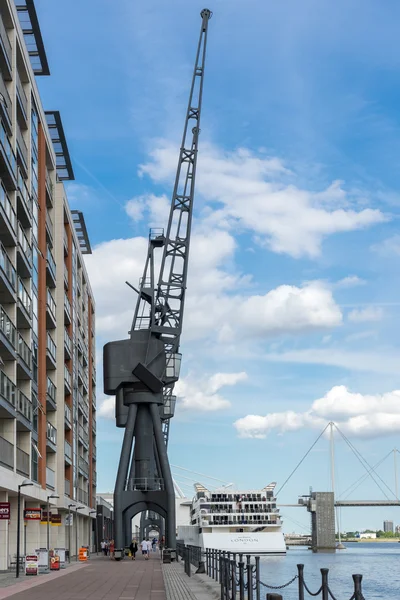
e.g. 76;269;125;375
103;8;212;559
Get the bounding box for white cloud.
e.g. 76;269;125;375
334;275;366;288
348;306;384;322
125;193;170;226
234;385;400;439
371;235;400;257
98;396;115;420
139;140;387;258
175;371;247;411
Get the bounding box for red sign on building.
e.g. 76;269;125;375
0;503;10;520
24;508;41;521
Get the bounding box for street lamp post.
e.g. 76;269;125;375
75;506;84;561
89;511;97;554
67;504;75;563
46;494;59;570
16;480;33;579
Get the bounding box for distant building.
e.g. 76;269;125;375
395;525;400;534
384;520;394;533
358;532;376;539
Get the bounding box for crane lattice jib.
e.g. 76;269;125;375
153;9;212;350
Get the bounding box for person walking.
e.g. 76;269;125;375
141;538;149;560
129;540;138;560
152;537;157;553
100;540;106;556
146;539;152;557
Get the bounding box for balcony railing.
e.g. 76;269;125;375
63;228;68;253
0;181;15;232
64;365;72;389
79;396;89;420
17;334;32;369
46;288;56;321
0;121;16;177
17;171;32;219
47;246;56;280
64;329;72;356
46;421;57;445
45;168;54;203
65;403;71;425
0;435;13;469
65;479;70;496
78;488;88;505
64;294;71;321
18;278;31;316
0;369;15;408
0;17;12;72
47;376;56;404
46;466;55;489
46;332;56;362
45;210;53;241
0;242;16;289
64;267;68;289
17;223;31;264
79;425;89;446
64;440;72;460
0;304;16;347
16;125;28;168
16;447;29;476
17;389;32;421
16;71;27;120
78;456;89;477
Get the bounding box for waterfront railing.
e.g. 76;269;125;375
176;543;365;600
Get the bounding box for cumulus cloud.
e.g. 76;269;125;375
98;396;115;420
334;275;366;288
175;371;247;411
348;306;384;322
234;385;400;439
371;235;400;257
139;140;387;258
125;193;170;225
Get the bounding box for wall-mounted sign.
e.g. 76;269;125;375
0;502;10;520
24;508;41;521
65;514;73;526
40;511;52;524
51;514;62;526
25;555;38;576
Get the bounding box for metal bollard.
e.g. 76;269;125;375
247;555;253;600
266;595;283;600
297;564;305;600
231;559;236;600
320;568;329;600
352;574;363;600
238;560;245;600
255;556;260;600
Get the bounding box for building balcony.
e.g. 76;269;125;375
92;445;96;460
65;478;70;497
0;16;11;80
78;456;89;478
92;390;96;411
17;223;32;278
64;294;71;325
64;266;68;290
63;228;68;256
46;376;56;412
0;122;16;190
16;71;28;126
92;471;97;486
46;332;56;370
64;440;72;464
0;369;15;418
92;365;96;384
16;125;28;179
0;435;13;470
46;246;56;288
78;424;89;449
45;210;53;247
17;171;32;228
46;421;57;453
16;447;29;477
0;72;12;135
78;487;88;505
46;288;56;329
78;395;89;420
64;365;72;394
46;466;55;489
0;242;16;304
17;278;32;328
0;304;16;359
64;328;72;359
45;168;54;208
16;389;32;430
0;180;16;245
64;403;72;430
17;333;32;379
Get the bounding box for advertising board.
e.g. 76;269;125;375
54;548;66;568
24;508;41;520
0;502;10;520
25;555;38;576
35;548;49;573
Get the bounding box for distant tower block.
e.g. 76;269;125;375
307;492;336;553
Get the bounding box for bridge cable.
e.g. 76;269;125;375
339;451;393;500
333;425;395;500
275;423;330;497
171;464;229;484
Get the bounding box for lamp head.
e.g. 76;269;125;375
68;504;76;509
76;506;84;511
19;479;33;489
48;494;60;500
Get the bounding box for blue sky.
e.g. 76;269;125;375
35;0;400;533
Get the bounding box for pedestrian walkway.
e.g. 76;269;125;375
0;554;217;600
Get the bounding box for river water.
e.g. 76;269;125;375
258;543;400;600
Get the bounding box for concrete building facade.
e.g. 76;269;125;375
383;520;394;533
0;0;96;570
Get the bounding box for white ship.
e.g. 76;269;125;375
177;482;286;555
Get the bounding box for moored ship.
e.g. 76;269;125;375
177;482;286;554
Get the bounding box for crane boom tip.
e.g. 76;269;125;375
200;8;212;19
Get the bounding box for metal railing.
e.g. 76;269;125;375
46;421;57;445
64;329;72;355
17;278;31;315
16;71;27;119
79;424;89;446
64;365;72;388
46;466;55;489
16;447;29;476
45;168;54;202
46;288;56;320
0;369;15;408
126;478;165;491
64;294;71;320
0;181;16;232
17;334;32;369
0;242;16;288
0;435;13;469
46;332;56;362
17;223;32;264
78;487;88;505
65;478;70;496
0;121;16;175
47;376;56;404
0;304;16;347
64;440;72;460
64;403;71;424
16;124;28;168
17;171;32;218
78;456;89;477
17;389;32;421
0;17;12;71
47;246;56;280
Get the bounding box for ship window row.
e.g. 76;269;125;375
207;493;274;502
206;509;278;516
207;504;277;513
206;517;280;525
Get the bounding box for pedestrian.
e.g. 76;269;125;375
109;539;115;558
105;541;109;556
146;539;152;556
129;540;138;560
141;538;148;560
100;540;106;556
159;535;165;552
152;537;157;553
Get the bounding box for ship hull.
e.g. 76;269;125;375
178;526;286;555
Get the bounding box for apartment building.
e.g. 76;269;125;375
0;0;96;570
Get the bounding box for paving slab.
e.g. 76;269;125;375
162;561;219;600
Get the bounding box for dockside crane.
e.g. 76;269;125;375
103;8;212;558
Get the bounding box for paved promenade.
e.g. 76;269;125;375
0;554;217;600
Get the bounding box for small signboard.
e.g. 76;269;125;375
0;502;10;520
65;514;73;526
35;548;49;573
40;511;52;524
25;554;38;576
51;514;62;526
24;508;41;521
54;548;66;569
50;554;60;571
